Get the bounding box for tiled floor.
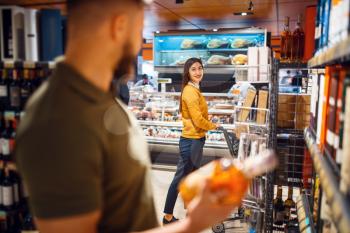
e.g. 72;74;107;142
150;168;248;233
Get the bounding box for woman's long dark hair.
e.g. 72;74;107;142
179;57;203;113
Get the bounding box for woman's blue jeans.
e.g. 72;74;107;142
163;136;206;214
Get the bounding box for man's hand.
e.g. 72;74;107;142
185;179;236;233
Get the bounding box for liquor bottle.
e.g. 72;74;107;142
10;171;20;208
2;120;15;162
1;120;11;162
179;150;277;205
21;212;39;233
1;167;14;211
284;186;296;222
0;211;7;232
0;69;9;111
281;16;292;62
9;69;21;111
20;69;32;110
273;185;285;225
292;15;305;62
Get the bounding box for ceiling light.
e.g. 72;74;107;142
213;28;218;32
155;30;160;34
233;12;254;16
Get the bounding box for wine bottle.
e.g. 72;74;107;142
9;69;21;111
1;167;14;211
1;120;11;162
0;69;9;111
284;186;296;222
273;185;285;225
2;120;15;162
10;171;20;208
0;211;7;232
281;16;292;62
179;150;277;205
292;15;305;62
20;69;32;110
21;212;39;233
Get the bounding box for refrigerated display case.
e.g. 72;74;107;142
128;90;237;157
153;28;267;74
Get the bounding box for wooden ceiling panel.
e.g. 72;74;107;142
0;0;317;38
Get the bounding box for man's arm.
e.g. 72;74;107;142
35;211;101;233
34;180;235;233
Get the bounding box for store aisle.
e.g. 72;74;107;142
150;168;248;233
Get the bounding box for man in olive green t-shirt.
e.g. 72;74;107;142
15;1;237;233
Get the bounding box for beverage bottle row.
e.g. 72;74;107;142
273;185;299;232
0;118;16;163
0;68;49;112
280;15;305;63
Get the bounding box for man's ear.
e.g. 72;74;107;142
110;13;129;42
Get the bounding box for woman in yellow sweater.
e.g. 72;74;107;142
163;58;220;224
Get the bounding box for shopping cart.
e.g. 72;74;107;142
211;127;264;233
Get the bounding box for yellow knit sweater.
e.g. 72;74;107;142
181;84;216;139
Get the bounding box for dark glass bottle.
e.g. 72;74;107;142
9;69;21;111
292;15;305;62
284;186;296;222
21;212;39;233
20;69;32;110
281;16;292;62
1;167;14;211
1;120;11;162
10;171;20;208
0;69;9;111
273;185;285;225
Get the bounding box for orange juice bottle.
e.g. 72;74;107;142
179;150;278;205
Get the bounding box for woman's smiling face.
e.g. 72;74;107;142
189;62;204;84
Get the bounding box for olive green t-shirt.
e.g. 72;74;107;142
15;63;159;233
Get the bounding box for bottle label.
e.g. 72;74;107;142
21;88;30;97
2;186;14;206
13;183;19;203
275;211;285;222
0;85;7;97
1;139;10;156
10;86;20;107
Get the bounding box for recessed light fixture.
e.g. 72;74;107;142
213;28;218;32
233;12;254;16
155;30;160;34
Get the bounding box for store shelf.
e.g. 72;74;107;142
208;109;235;115
236;80;270;84
296;194;316;233
146;136;228;149
308;36;350;68
278;62;308;69
129;92;229;97
159;48;248;53
304;127;350;233
0;60;56;69
139;120;235;130
155;65;250;74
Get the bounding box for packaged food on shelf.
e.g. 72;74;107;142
207;55;231;65
180;39;205;49
231;54;248;65
207;39;229;49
